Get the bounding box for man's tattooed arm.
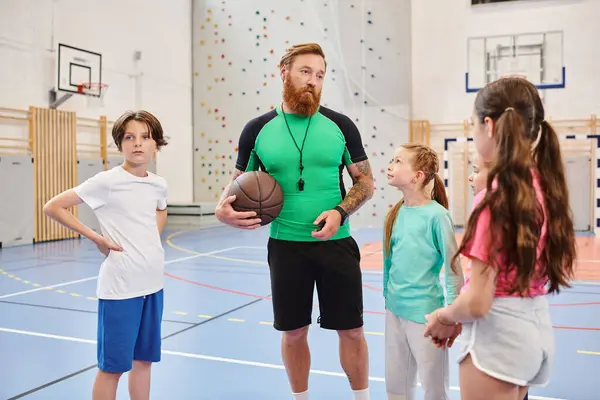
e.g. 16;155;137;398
338;160;375;215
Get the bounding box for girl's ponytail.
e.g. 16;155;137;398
383;200;403;257
431;173;449;209
532;120;577;292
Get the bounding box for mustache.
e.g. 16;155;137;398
298;87;316;94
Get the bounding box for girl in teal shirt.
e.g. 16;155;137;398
383;143;464;400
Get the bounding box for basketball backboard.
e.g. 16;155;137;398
49;44;103;108
466;31;565;93
57;43;103;96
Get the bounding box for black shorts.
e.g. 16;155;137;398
267;236;364;331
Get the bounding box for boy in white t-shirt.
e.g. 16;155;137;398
43;110;169;400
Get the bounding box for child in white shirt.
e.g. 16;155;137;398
44;110;168;400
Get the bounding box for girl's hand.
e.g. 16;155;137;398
446;323;462;347
424;309;457;346
431;323;462;349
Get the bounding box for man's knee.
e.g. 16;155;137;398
283;325;309;344
337;326;365;341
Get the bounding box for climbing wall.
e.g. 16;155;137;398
192;0;412;228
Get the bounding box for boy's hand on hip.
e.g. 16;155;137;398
311;210;342;241
96;236;123;257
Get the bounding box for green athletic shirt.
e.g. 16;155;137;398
235;105;368;242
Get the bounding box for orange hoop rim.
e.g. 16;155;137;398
77;82;109;94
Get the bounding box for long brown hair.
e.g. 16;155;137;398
383;143;449;259
453;77;576;295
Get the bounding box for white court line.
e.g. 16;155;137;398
572;280;600;286
203;254;267;265
0;246;244;300
0;327;567;400
0;327;96;344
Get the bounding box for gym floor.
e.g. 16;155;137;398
0;223;598;399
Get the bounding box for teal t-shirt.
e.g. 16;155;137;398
234;105;368;242
383;200;465;324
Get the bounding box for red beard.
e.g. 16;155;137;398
282;78;321;116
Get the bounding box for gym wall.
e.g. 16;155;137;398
0;0;194;205
411;0;600;122
410;0;600;233
191;0;413;228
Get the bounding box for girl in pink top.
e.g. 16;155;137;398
461;154;490;294
424;77;577;400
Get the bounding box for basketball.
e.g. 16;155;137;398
228;171;284;226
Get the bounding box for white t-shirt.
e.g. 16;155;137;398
73;165;168;300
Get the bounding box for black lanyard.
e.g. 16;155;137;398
281;105;312;191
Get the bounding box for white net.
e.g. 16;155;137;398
79;83;108;108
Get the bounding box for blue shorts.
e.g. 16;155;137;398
97;289;164;373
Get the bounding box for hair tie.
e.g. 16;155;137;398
505;107;515;112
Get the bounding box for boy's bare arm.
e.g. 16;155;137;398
156;208;167;234
43;190;103;244
43;189;122;255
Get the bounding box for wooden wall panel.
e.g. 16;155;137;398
31;106;78;242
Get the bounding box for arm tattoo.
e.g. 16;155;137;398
339;160;374;215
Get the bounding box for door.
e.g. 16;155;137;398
0;155;34;247
77;159;104;234
564;152;591;232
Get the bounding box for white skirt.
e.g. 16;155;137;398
456;295;554;387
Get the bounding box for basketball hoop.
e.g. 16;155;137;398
499;73;528;81
499;58;529;81
77;82;109;107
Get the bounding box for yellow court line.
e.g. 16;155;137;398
165;229;203;256
3;231;598;363
0;267;598;358
577;350;600;356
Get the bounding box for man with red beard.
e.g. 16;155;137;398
215;43;374;399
